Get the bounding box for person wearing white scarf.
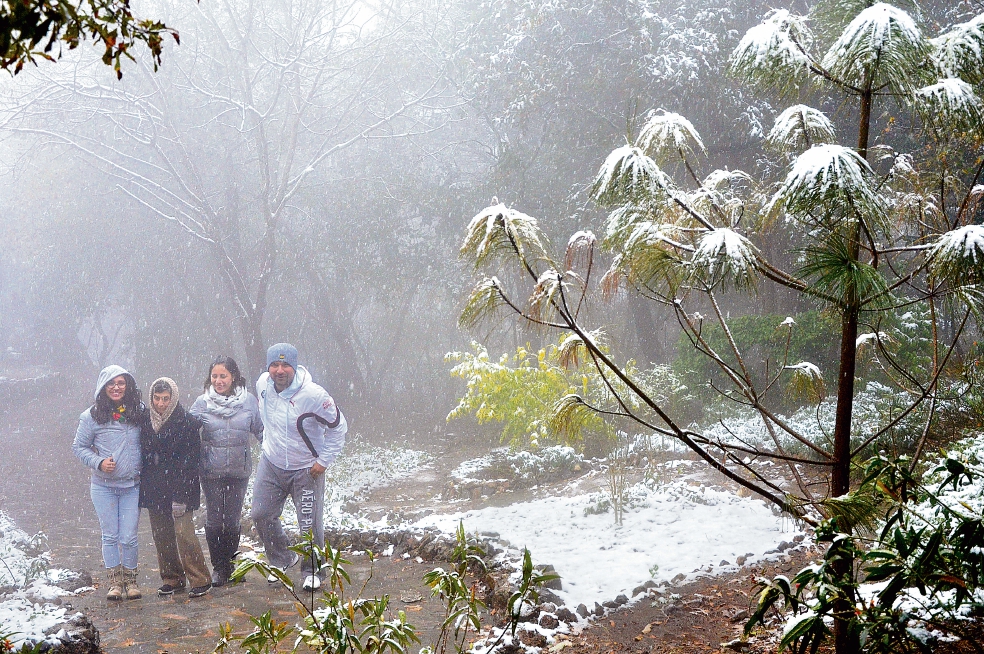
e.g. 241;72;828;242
190;356;263;587
140;377;211;598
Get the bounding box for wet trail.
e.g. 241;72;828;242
0;396;452;653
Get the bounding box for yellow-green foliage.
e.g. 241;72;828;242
446;340;607;448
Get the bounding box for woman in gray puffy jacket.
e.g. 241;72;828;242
190;356;263;586
72;364;149;601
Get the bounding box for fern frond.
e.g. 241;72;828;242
549;394;597;444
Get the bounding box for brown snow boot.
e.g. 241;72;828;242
122;567;142;600
106;566;124;601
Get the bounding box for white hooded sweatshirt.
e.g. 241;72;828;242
256;365;346;471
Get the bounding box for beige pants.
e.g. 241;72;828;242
148;509;211;589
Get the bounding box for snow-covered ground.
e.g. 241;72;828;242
243;436;432;532
0;511;87;650
415;477;804;609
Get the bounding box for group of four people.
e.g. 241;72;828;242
71;343;347;601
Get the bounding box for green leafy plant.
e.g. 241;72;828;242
423;522;487;654
213;533;418;654
746;451;984;653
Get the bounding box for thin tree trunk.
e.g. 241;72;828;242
831;85;872;654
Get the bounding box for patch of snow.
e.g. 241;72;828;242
929;224;984;266
691;228;758;281
915;78;984;125
785;362;822;379
768;144;876;213
414;480;803;608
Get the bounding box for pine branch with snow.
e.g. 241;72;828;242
767;144;884;223
592;145;672;206
689;227;759;290
730;9;814;94
459;277;506;330
820;3;930;94
927;224;984;286
915;78;984;135
930;13;984;84
461;203;549;270
767;105;836;153
635;110;706;165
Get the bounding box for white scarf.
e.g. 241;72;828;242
205;384;248;417
149;377;179;434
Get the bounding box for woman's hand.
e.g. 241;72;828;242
99;457;116;473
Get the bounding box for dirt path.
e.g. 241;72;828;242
0;400;455;653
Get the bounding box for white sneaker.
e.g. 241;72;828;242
301;575;321;591
266;552;300;584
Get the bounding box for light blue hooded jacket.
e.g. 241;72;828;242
72;365;143;488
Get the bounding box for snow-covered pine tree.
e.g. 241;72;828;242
459;3;984;651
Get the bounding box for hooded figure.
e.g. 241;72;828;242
73;364;148;601
139;377;211;598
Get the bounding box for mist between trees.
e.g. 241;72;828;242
0;0;975;434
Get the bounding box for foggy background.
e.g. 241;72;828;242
0;0;970;437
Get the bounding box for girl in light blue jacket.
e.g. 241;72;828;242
190;356;263;587
73;364;149;601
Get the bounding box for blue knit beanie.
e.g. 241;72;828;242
266;343;298;370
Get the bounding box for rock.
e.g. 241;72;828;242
55;571;93;593
729;609;749;623
664;604;680;615
556;607;577;623
539;588;562;606
43;613;99;654
719;560;730;567
481;531;500;539
720;638;749;652
793;534;805;543
614;594;629;606
576;604;589;618
539;614;559;629
735;555;747;566
643;580;657;589
593;602;605;617
632;585;647;596
602;600;618;609
539;602;557;614
777;541;792;552
498;644;524;654
670;573;686;584
537;564;563;590
519;631;548;648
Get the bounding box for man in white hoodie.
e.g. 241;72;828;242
252;343;346;591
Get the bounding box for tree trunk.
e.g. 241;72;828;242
830;86;873;654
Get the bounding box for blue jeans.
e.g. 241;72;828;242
90;482;140;569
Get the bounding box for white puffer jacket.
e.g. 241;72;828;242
256;366;346;471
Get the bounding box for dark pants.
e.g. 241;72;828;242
201;476;249;577
251;455;325;577
148;509;210;588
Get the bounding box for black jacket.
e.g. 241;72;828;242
138;404;203;513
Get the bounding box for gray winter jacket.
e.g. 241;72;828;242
72;364;144;488
190;391;263;479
